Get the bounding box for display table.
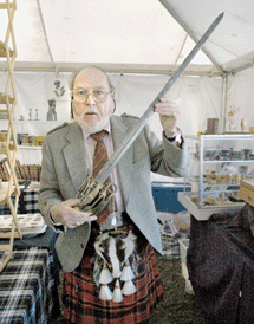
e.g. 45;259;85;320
187;209;254;324
0;247;55;324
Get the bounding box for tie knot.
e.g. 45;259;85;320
90;130;108;142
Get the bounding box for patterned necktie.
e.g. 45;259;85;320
91;130;116;224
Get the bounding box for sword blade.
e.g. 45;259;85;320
96;12;224;183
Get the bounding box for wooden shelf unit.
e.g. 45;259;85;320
0;0;21;272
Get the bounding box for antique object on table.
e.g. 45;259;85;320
207;118;219;135
0;213;46;236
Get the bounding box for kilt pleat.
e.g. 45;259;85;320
63;224;163;324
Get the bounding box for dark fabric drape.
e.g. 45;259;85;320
188;214;254;324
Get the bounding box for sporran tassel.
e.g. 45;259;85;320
120;259;134;281
112;279;123;303
123;280;137;295
99;284;112;300
99;261;113;285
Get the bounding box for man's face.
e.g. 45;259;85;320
72;69;114;133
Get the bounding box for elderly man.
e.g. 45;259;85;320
38;66;190;323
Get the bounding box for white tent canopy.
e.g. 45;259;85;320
0;0;254;150
1;0;254;74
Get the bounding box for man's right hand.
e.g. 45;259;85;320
51;199;97;228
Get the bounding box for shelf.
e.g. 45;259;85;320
203;159;254;164
0;120;69;123
189;179;241;188
177;192;245;221
199;134;254;140
18;145;42;150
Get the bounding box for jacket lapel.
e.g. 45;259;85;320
110;116;133;206
63;123;88;194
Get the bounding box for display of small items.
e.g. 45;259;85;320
0;159;40;182
204;170;242;184
0;214;46;235
0;131;44;146
203;148;254;161
27;108;39;121
204;169;254;184
15;160;41;182
17;134;44;146
190;192;242;207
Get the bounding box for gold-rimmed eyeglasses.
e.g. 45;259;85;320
72;89;112;103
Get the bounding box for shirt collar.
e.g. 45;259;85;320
83;121;111;140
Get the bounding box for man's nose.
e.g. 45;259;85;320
85;92;95;105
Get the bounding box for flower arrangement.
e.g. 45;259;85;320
53;80;65;98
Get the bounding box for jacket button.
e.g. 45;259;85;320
80;244;84;248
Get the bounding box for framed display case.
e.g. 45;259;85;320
178;134;254;220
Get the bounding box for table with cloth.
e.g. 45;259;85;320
0;247;55;324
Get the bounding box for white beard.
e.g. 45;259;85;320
74;114;110;134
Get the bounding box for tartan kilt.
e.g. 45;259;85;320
63;224;163;324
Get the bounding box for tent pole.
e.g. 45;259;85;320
158;0;224;74
221;73;228;133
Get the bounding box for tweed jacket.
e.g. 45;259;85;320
38;115;190;272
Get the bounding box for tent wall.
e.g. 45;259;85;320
0;72;223;138
226;67;254;132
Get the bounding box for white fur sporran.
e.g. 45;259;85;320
92;230;137;302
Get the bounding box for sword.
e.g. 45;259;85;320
95;12;224;183
77;12;224;214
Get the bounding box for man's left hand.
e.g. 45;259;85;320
155;97;181;137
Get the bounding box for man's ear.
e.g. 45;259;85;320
71;96;74;119
112;91;116;113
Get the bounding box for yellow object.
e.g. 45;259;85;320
0;132;6;142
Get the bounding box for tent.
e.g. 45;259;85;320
0;0;254;142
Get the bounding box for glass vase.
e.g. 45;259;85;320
47;99;57;121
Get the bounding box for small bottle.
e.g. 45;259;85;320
34;109;39;121
241;118;246;132
28;109;33;121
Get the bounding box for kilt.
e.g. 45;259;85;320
63;223;163;323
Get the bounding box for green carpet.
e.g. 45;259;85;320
52;253;206;323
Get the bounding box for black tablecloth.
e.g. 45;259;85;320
188;214;254;324
0;227;61;320
0;248;55;324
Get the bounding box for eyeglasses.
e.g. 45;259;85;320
72;88;112;103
